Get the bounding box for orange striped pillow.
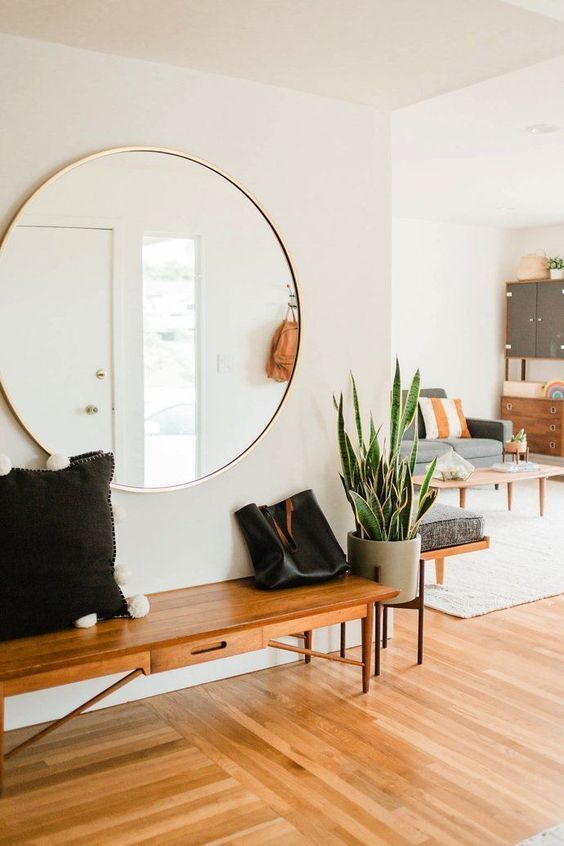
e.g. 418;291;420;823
418;397;471;440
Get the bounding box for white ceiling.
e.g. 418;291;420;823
1;0;564;109
393;55;564;228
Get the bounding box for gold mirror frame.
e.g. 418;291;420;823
0;146;301;493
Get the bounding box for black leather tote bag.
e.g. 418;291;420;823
235;489;348;590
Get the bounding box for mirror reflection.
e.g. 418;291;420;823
0;150;299;489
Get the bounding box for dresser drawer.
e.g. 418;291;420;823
501;397;563;420
512;419;562;437
527;434;564;456
151;628;262;673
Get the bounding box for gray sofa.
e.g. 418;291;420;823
402;388;512;475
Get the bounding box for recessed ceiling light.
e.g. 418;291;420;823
526;123;560;134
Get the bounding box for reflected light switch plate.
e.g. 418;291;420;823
217;354;234;374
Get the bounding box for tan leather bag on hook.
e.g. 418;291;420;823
266;308;298;382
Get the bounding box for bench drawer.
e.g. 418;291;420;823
151;628;262;672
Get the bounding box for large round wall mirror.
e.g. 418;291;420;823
0;148;300;491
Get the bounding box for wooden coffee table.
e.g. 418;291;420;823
414;463;564;516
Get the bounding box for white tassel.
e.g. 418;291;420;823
47;453;70;471
126;594;150;619
114;564;132;586
74;613;97;628
113;503;127;523
0;454;12;476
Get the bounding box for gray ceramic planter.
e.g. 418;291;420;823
347;532;421;606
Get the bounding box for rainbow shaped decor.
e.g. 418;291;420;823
544;380;564;400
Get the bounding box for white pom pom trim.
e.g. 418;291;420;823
113;503;127;523
0;454;12;476
114;564;132;586
74;613;97;628
47;453;70;471
126;594;150;619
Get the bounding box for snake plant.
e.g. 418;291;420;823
335;360;438;542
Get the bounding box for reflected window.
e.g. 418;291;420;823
142;234;199;487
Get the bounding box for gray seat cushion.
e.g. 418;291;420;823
443;438;502;460
419;503;485;553
400;440;451;463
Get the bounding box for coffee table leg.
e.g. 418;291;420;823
539;477;546;517
507;482;513;511
459;488;467;508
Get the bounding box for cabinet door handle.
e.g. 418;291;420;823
529;317;534;322
550;441;556;449
537;317;543;322
550;424;557;431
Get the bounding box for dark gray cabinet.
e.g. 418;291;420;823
536;281;564;359
506;282;537;357
506;280;564;359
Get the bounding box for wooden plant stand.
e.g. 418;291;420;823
340;538;490;672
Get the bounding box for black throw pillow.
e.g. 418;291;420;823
0;451;128;641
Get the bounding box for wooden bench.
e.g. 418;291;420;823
0;574;398;794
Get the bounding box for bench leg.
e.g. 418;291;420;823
304;631;312;663
382;606;388;648
435;558;445;585
339;622;346;658
361;602;374;692
4;668;144;773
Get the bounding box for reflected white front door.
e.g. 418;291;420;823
2;225;114;455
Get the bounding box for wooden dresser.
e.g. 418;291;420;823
500;396;564;457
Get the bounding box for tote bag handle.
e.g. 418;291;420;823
260;498;297;552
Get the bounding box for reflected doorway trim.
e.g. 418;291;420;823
0;146;301;493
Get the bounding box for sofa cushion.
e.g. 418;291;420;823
400;439;451;464
419;503;485;553
403;388;447;440
444;438;502;460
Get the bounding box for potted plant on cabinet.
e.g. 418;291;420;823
335;362;438;604
547;256;564;279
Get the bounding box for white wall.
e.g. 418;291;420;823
506;222;564;383
392;218;514;417
0;35;391;729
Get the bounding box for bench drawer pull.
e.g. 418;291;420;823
191;640;227;655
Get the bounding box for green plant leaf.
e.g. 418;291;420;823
350;372;364;452
337;393;352;484
349;491;384;541
389;358;402;455
399;369;420;443
409;428;419;475
417;456;437;509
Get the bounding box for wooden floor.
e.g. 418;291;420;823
3;596;564;845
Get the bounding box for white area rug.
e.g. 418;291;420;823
424;479;564;618
517;824;564;845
